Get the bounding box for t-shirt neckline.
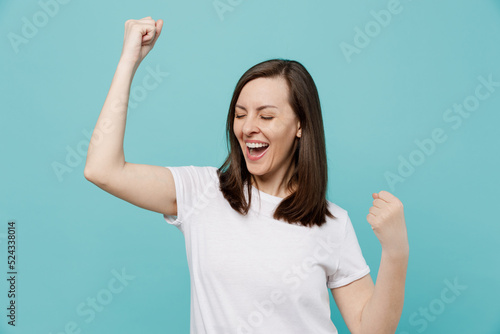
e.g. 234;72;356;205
251;185;284;204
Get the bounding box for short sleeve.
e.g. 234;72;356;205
327;212;370;288
162;165;218;231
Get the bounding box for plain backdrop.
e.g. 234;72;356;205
1;0;499;333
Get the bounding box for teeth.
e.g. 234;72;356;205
246;142;269;148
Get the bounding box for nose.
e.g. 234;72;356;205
241;114;260;136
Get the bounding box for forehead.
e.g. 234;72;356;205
237;77;289;106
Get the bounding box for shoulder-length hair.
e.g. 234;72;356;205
217;58;334;228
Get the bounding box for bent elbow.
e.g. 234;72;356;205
84;166;103;184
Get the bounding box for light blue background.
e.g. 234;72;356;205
1;0;499;333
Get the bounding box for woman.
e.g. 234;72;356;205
84;16;409;334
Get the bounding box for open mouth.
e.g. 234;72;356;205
246;142;269;160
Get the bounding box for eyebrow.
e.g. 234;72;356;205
235;104;278;111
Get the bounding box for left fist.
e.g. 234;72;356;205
367;190;409;256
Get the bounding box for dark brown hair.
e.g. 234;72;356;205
217;58;334;227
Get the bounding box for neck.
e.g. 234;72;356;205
251;162;297;199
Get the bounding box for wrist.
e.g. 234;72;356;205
381;245;409;260
117;57;140;73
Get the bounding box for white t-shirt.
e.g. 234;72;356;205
163;165;370;334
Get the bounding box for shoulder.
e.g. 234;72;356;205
202;166;220;181
185;165;218;176
167;165;218;177
326;200;349;223
165;165;220;186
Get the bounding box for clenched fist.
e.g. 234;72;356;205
120;16;163;67
367;190;409;256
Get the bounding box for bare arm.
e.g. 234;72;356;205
84;17;177;216
332;251;408;334
358;251;408;333
331;191;409;333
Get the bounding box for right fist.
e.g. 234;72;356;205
120;16;163;66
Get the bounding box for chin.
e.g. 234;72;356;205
245;164;266;176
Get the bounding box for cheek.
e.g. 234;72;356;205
262;120;296;142
233;123;241;138
260;120;285;136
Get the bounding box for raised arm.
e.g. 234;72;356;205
331;191;408;334
84;17;177;216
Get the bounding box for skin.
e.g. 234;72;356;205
333;191;408;334
233;76;301;198
85;16;409;333
234;77;409;333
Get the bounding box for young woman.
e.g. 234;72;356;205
84;16;409;334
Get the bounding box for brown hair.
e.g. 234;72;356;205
217;58;335;227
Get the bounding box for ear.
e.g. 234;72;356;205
296;121;302;138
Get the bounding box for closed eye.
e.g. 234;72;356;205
235;115;273;120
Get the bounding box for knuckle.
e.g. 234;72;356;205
125;19;138;29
